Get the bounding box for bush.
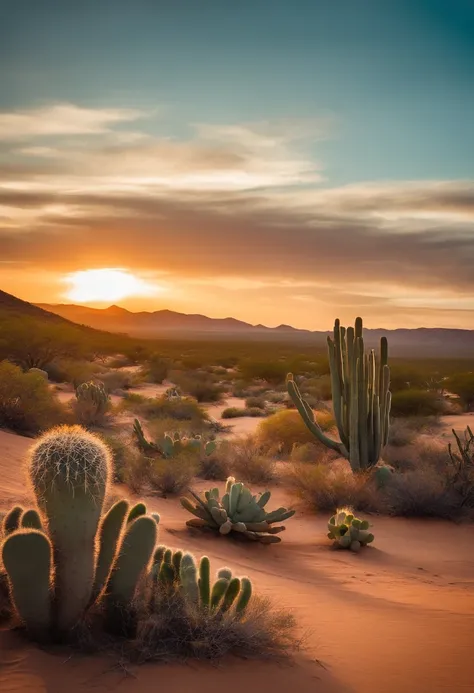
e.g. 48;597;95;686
383;436;450;472
290;442;330;464
146;355;170;384
121;393;208;423
149;455;198;496
257;408;335;455
390;389;446;417
381;468;464;520
173;373;224;403
244;396;266;409
98;370;135;393
122;454;151;494
222;407;267;419
198;451;232;481
286;462;379;514
446;373;474;411
221;436;276;484
0;361;66;434
44;358;98;386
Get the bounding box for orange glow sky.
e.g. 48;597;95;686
1;2;473;330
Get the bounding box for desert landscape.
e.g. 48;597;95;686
1;289;474;693
2;2;474;691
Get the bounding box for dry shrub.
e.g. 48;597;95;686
244;396;266;409
98;370;135;393
123;455;152;495
381;467;464;520
131;592;298;663
149;454;198;496
198;451;232;481
257;408;335;454
290;442;334;464
388;416;442;447
100;433;138;483
0;361;67;435
221;436;276;484
71;396;111;428
121;393;208;423
286;461;379;514
383;435;451;473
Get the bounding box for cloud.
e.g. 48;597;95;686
1;102;473;327
0;103;144;140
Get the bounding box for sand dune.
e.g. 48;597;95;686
0;431;473;692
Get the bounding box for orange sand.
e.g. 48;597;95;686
0;430;473;692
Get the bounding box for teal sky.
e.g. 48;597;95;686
1;0;473;329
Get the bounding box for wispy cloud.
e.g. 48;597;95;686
0;103;145;140
1;102;473;327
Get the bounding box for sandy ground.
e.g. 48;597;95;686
0;430;473;693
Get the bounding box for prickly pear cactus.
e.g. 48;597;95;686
327;508;374;552
180;477;295;543
133;419;218;459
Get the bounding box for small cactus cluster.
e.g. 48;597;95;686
327;508;374;552
133;419;216;458
149;549;252;616
75;381;110;418
287;317;391;473
0;426;159;640
181;477;295;543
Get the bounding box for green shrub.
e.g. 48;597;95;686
446;373;474;411
173;373;224;403
390;389;446;417
0;361;66;434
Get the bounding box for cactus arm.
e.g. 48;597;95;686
286;375;347;456
91;499;129;603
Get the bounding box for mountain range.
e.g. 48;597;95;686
33;301;474;357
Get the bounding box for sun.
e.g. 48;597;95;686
63;268;161;303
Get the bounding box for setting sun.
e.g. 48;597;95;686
63;268;161;303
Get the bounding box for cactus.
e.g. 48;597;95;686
105;515;157;620
327;508;374;552
181;478;295;543
2;505;24;535
1;530;52;638
28;425;111;632
127;502;147;523
287;317;391;472
91;499;129;602
20;509;43;530
133;419;218;459
447;426;474;505
75;381;110;421
151;551;252;616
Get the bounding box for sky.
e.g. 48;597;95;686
0;0;473;329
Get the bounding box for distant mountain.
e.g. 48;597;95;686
35;301;474;357
0;290;73;324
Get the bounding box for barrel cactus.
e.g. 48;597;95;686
287;317;391;473
0;425;160;641
181;477;295;543
327;508;374;552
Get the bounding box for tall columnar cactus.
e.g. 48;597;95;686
181;477;295;543
28;425;111;632
327;508;374;552
287;317;391;472
75;381;110;417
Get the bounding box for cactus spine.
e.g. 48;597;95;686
28;425;111;631
287;317;391;472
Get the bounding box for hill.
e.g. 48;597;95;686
36;301;474;357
